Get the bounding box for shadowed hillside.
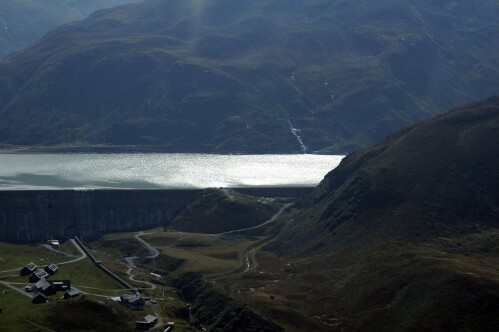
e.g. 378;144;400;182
0;0;497;152
275;96;499;253
169;189;281;234
0;0;142;60
261;97;499;331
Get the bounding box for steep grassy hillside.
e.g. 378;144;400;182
0;0;497;152
0;0;142;60
169;189;281;233
261;97;499;331
276;96;499;253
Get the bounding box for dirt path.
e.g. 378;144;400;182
208;204;293;281
0;239;86;274
168;203;293;238
208;236;274;281
57;239;87;265
0;239;89;297
150;302;164;330
221;188;235;201
218;203;293;235
0;281;33;299
124;231;159;290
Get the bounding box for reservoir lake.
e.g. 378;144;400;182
0;154;344;190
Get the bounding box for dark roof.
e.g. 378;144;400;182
35;279;51;290
25;262;37;270
33;293;48;299
35;278;57;296
32;293;48;303
136;315;157;324
45;263;58;273
65;289;80;297
30;271;50;282
21;262;38;274
121;292;145;304
34;271;49;278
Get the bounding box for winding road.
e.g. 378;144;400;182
208;203;294;281
124;231;159;290
218;203;293;236
0;200;293;329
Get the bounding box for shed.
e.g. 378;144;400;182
32;293;48;304
20;262;37;276
120;292;145;310
44;263;58;275
29;271;50;283
135;315;157;330
64;289;80;299
35;279;56;296
48;240;60;248
49;280;71;291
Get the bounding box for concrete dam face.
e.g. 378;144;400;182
0;188;312;243
0;190;198;242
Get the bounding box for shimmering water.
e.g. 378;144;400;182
0;154;344;190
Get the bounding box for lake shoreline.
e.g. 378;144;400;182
0;144;346;155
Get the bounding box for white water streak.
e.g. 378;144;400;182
288;119;308;153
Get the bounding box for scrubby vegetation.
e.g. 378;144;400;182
169;189;281;234
0;0;496;152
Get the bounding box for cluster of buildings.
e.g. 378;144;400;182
20;259;175;330
20;262;79;304
117;292;175;330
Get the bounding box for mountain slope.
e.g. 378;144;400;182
169;189;281;234
275;96;499;253
260;97;499;331
0;0;142;60
0;0;498;152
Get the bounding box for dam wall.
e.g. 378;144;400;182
0;190;197;242
0;187;312;243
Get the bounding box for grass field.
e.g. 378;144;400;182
0;201;299;331
0;238;195;331
0;241;71;272
145;231;260;275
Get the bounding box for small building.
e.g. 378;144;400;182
135;315;157;330
64;289;80;299
120;292;145;310
49;280;71;291
20;262;37;276
48;240;60;248
32;293;48;304
35;279;56;296
29;271;50;283
44;263;58;275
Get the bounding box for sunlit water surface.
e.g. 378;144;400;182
0;154;344;190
